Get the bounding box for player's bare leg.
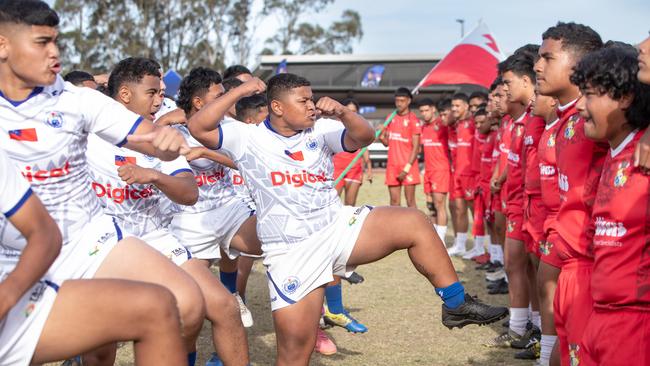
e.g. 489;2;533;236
182;259;250;366
403;184;417;208
273;287;325;366
388;186;402;206
433;192;448;227
453;198;469;234
504;238;529;309
537;261;560;365
343;181;362;206
94;238;206;352
32;279;185;365
236;255;256;298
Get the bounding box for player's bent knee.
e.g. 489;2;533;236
173;280;206;332
205;289;239;323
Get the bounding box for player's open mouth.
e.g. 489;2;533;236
50;63;61;74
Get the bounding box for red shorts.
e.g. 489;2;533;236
494;186;508;213
423;170;450;194
580;309;650;366
334;162;363;190
506;205;526;241
385;164;420;186
523;195;545;257
451;174;475;200
539;230;564;268
553;259;593;366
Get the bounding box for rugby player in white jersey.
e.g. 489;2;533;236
0;0;207;360
0;147;186;365
189;73;510;365
85;58;250;366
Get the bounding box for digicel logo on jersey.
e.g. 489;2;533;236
271;170;328;188
22;161;71;182
92;182;154;204
195;170;226;187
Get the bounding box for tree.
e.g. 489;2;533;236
261;0;363;55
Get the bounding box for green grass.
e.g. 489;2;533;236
105;173;531;365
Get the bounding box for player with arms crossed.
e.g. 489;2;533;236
189;73;509;366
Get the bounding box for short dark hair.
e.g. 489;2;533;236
63;70;95;86
542;22;603;59
236;94;268;121
267;73;311;102
107;57;161;98
469;91;488;102
437;98;452;111
177;67;223;114
395;87;412;99
474;107;488;117
451;93;469;103
571;44;650;130
0;0;58;26
490;76;504;91
499;52;537;82
223;65;252;80
513;44;540;61
341;98;360;111
418;98;436;107
222;77;244;93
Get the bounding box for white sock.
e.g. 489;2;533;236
455;232;468;250
539;334;557;366
435;225;447;242
509;308;528;336
488;244;498;261
473;235;484;252
531;311;541;328
493;244;504;264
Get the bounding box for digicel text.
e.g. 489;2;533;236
92;182;154;204
195;170;226;187
271;170;328;187
22;161;71;182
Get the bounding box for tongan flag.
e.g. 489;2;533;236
9;128;38;141
414;21;505;91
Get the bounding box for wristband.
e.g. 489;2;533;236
402;163;412;173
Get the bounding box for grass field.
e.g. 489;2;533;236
110;172;531;366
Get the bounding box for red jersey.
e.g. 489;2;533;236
471;130;487;174
421;118;450;172
505;112;527;208
523;115;546;196
454;117;475;176
497;116;513;176
554;100;609;259
538;118;561;228
591;130;650;310
480;130;497;188
448;124;458;171
333;151;362;171
386;111;421;168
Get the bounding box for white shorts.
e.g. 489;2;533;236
0;278;59;365
47;214;123;283
264;205;373;311
141;228;191;266
170;198;254;260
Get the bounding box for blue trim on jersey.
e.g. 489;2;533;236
112;217;123;241
266;272;296;305
215;125;223;150
4;188;33;218
0;87;44;107
264;117;300;137
117;116;144;147
170;168;193;177
44;280;60;292
340;129;355;153
249;210;255;217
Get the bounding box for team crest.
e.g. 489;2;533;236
282;276;301;294
25;282;47;317
516;125;524;137
613;161;630;188
564;117;578;140
507;221;515;233
539;240;553;256
305;136;318;151
569;344;580;366
46;111;64;128
403;119;409;127
547;133;556;147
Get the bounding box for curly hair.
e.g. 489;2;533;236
267;73;311;103
107;57;161;98
542;22;603;59
571;44;650;130
176;67;222;114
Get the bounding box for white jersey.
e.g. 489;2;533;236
230;169;256;210
86;134;192;237
154;97;177;120
0;75;143;247
0;148;33;265
176;124;239;213
217;118;349;251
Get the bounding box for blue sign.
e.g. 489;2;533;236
163;70;182;98
361;65;385;87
